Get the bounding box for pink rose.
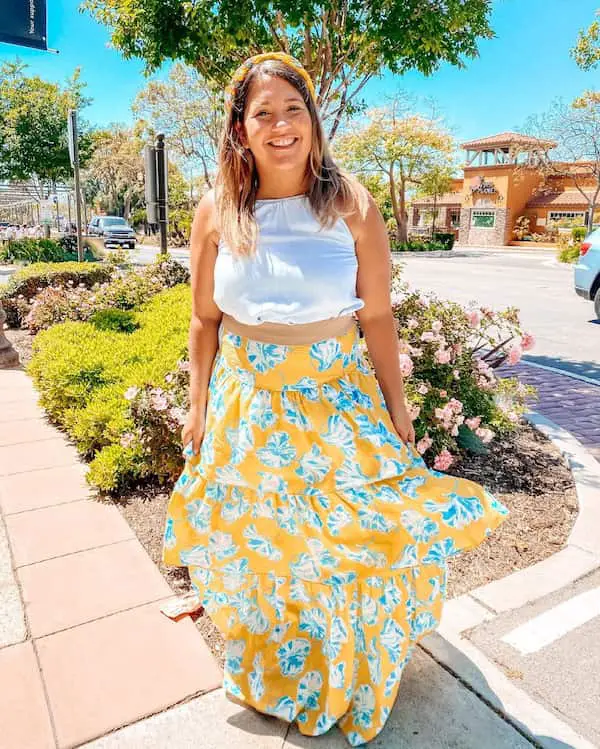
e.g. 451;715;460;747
433;449;454;471
432;320;443;333
407;404;420;421
434;348;452;364
151;390;169;411
398;353;414;377
465;416;481;430
448;398;463;413
421;331;435;342
416;434;433;454
439;390;447;398
507;345;522;366
467;310;481;327
407;318;419;330
476;427;495;443
521;332;535;351
417;382;429;395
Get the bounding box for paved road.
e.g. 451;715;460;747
398;249;600;382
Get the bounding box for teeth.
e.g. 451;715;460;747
270;137;296;146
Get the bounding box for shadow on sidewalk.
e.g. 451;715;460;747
521;355;600;383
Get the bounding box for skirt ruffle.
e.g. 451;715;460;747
162;325;508;746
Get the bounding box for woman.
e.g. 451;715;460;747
162;52;508;746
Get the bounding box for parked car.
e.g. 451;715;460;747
574;229;600;319
87;216;136;249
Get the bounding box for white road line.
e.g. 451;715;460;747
501;586;600;655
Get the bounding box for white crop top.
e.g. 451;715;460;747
213;195;364;325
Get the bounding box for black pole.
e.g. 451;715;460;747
156;134;168;254
69;110;84;262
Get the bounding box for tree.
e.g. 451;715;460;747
572;10;600;70
83;0;494;139
0;62;91;200
524;93;600;233
84;127;145;218
133;63;223;189
334;99;454;242
417;164;455;235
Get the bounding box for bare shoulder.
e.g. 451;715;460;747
339;180;385;245
192;188;220;247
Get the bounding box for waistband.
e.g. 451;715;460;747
221;313;355;344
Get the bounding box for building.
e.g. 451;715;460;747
409;132;597;246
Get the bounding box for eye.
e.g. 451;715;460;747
256;110;269;117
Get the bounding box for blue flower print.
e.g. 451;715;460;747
327;504;353;537
380;579;404;614
265;574;286;620
205;481;227;501
208;531;238;560
226;333;242;348
257;472;287;496
390;544;418;569
200;431;215;465
291;495;323;530
186;499;213;533
246;340;288;373
336;544;387;568
372;483;404;505
284;376;320;400
276;503;299;536
290;578;311;603
322;383;355;412
310;338;342;371
215;464;248;486
335;460;369;490
252;498;275;519
249;653;265;701
322;616;349;660
379;706;391;730
410;611;438;639
290;552;320;581
221;488;250;523
239;603;270;634
296;444;332;485
424;491;484;529
243;524;283;560
299;607;327;640
270;696;297;722
281;391;312;430
322;414;356;456
344;486;373;507
361;595;379;626
367;637;382;685
316;713;337;734
422;536;458;564
277;638;311;677
268;621;292;643
398;474;426;499
225;639;246;675
208;387;227;420
306;538;339;569
297;671;323;710
175;473;202;499
256;432;296;468
221;557;249;591
163;517;176;549
352;684;375;729
248;390;278;430
226;421;254;465
179;545;210;567
340;379;374;409
358;508;395;533
377;456;410;480
381;618;406;664
329;661;346;689
355;414;397;448
401;510;439;542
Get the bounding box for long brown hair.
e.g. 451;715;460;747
215;59;367;256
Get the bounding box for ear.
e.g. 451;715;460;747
235;122;249;149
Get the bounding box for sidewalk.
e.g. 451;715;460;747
1;363;598;748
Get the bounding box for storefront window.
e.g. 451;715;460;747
472;210;495;228
548;211;587;226
450;210;461;228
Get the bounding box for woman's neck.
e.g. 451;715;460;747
254;172;309;201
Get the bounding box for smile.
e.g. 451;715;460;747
268;137;298;149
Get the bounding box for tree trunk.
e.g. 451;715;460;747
123;192;131;221
431;194;437;237
389;172;408;245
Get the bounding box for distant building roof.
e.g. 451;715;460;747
412;192;462;206
462;131;557;150
526;190;593;208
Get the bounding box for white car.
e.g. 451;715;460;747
574;229;600;319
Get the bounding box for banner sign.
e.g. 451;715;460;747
0;0;47;51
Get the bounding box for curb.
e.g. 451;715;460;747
520;359;600;388
418;412;600;749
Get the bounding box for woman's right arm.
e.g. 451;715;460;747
182;190;222;453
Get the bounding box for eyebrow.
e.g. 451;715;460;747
252;96;304;106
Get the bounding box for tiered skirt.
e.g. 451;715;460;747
162;324;508;746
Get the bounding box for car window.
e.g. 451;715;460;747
102;218;128;227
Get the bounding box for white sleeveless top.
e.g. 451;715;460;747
213;195;364;325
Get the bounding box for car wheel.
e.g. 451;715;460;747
595;287;600;320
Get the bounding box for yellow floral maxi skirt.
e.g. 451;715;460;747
162;324;508;746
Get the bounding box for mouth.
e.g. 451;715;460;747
267;136;299;150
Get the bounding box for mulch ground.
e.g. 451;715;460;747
5;327;578;666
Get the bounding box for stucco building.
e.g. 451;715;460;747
410;132;597;246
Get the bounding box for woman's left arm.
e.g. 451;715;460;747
353;191;415;444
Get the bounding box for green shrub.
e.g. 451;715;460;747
391;237;447;252
0;262;113;327
571;226;587;242
432;232;456;251
0;238;64;264
28;284;191;492
558;243;581;263
90;308;138;333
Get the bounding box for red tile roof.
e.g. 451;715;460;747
526;190;593;208
461;131;556;149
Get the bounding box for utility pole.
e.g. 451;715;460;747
68;110;84;262
156;134;168;254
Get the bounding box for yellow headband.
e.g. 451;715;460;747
224;52;317;115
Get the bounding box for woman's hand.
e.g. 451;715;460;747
391;405;415;445
181;406;206;454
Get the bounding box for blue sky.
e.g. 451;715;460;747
1;0;599;145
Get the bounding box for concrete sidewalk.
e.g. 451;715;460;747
0;365;595;748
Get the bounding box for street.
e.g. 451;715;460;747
397;248;600;382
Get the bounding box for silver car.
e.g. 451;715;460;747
574;229;600;319
87;216;136;249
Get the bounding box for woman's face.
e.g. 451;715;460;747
240;74;313;176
